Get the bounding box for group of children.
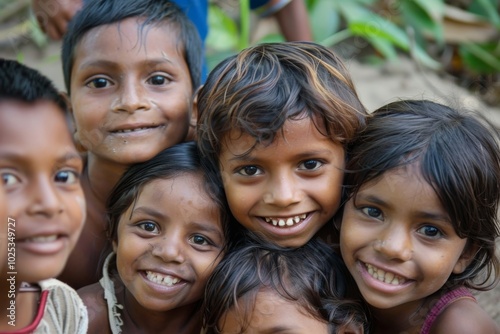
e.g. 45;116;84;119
1;0;499;333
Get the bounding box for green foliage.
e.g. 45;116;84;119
206;0;500;75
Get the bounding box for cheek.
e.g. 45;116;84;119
74;195;86;228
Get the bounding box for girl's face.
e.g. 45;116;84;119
218;117;345;248
113;173;224;311
219;289;329;334
0;101;85;283
70;17;194;165
340;164;472;313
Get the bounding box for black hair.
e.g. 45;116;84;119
62;0;202;94
0;58;67;111
343;99;500;290
203;232;368;333
197;41;367;173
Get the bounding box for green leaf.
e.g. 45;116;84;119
206;4;239;52
365;35;398;60
460;43;500;73
469;0;500;27
309;0;340;42
255;33;285;44
400;0;444;42
338;2;410;50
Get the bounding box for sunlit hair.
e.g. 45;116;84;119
0;58;67;112
62;0;202;94
105;141;232;250
203;232;368;333
197;41;367;171
343;99;500;290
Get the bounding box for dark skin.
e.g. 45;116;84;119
57;156;121;288
78;277;203;334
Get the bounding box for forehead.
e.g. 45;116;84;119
221;116;334;157
0;100;71;142
220;289;328;333
73;17;184;65
134;174;220;218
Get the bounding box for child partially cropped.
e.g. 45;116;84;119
203;232;367;333
196;41;367;247
0;59;87;333
78;142;235;333
60;0;203;289
339;100;500;333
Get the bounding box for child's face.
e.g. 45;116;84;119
0;100;85;283
113;173;224;311
219;289;329;334
219;117;344;248
340;164;471;311
70;17;194;164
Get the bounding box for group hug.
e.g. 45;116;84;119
0;0;499;333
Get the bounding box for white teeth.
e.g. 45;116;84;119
365;264;406;285
263;214;308;228
116;127;152;133
28;235;57;243
146;271;180;287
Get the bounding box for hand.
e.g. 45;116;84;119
31;0;83;40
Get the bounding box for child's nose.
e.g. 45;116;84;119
150;234;185;264
27;177;64;217
112;79;151;113
373;225;413;261
263;172;302;207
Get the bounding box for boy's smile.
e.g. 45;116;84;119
69;17;194;165
0;100;85;283
219;116;345;247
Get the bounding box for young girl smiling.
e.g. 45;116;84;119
339;100;500;333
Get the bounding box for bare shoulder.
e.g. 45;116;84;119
77;282;111;334
430;298;500;334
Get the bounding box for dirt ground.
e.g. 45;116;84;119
1;39;499;324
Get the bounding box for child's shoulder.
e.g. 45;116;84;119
430;295;500;334
77;281;111;334
38;278;88;334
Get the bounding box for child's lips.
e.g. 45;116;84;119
145;270;182;287
261;213;308;228
18;234;68;255
110;123;163;134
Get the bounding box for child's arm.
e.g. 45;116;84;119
430;298;500;334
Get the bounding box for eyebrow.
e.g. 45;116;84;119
356;193;450;223
78;58;174;71
130;206;166;220
227;149;335;163
0;151;82;164
261;326;294;334
130;206;223;236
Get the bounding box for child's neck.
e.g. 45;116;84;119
0;280;39;331
370;298;432;334
118;286;202;334
86;153;128;203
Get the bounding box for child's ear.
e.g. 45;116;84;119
453;242;478;274
186;85;202;141
112;240;118;253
